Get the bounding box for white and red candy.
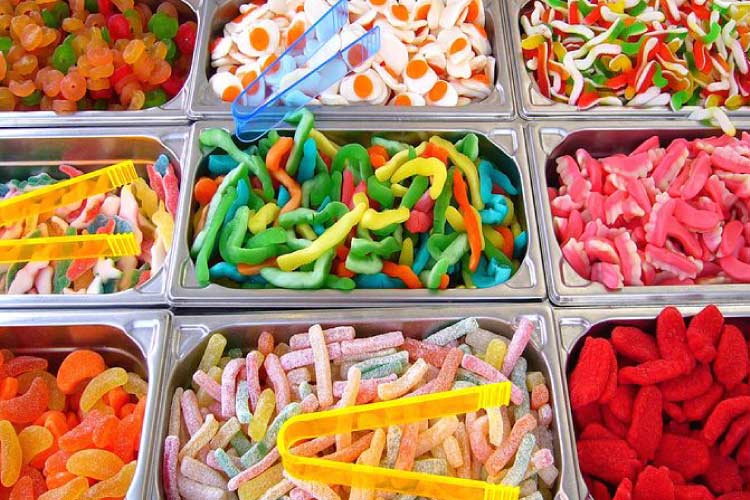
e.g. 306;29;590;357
550;133;750;290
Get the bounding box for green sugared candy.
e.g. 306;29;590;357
163;38;177;62
144;88;168;108
52;42;76;73
84;0;98;13
21;90;42;107
0;37;10;55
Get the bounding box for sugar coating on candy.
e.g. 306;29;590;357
550;134;750;290
209;0;494;107
192;118;528;291
162;318;559;498
0;347;147;497
571;305;750;499
0;159;179;295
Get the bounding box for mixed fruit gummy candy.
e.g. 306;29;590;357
0;154;179;295
162;317;558;500
209;0;494;106
551;133;750;290
0;0;196;112
570;305;750;500
521;0;750;113
191;109;528;291
0;348;147;499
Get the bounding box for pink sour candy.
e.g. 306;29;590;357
551;134;750;289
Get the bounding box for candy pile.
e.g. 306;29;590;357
0;154;179;294
551;133;750;290
0;348;147;498
191;110;527;291
569;305;750;499
520;0;750;114
0;0;196;112
162;318;559;500
209;0;494;106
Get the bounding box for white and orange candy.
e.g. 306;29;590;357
209;0;495;106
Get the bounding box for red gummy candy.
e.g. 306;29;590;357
574;402;603;432
58;410;107;452
0;377;49;423
717;494;750;500
714;325;749;390
719;414;750;457
164;164;180;216
654;433;710;480
737;433;750;467
684;384;724;422
603;405;628;438
704;397;750;445
612;326;660;362
0;356;48;379
570;337;615;409
674;485;715;500
627;386;663;461
608;385;635;423
600;343;619;404
660;363;714;401
704;449;743;495
613;478;633;500
633;466;675;500
656;307;695;374
591;479;612;500
582;423;620;441
728;384;750;399
619;359;685;385
664;402;687;423
687;305;724;363
577;439;640;485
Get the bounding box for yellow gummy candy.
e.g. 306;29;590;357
80;461;137;500
198;334;227;374
0;421;21;487
124;372;148;398
248;203;280;235
249;388;276;442
131;177;158;218
67;449;124;481
152;202;175;251
39;476;89;500
484;339;508;371
18;425;53;465
79;367;128;412
521;34;545;50
238;463;284;500
399;238;414;267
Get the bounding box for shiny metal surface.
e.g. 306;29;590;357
0;126;191;307
187;0;514;120
505;0;750;120
0;0;199;128
554;305;750;499
168;120;545;307
0;308;171;500
151;304;574;500
527;120;750;306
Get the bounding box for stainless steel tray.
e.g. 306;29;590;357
554;305;750;499
0;308;171;500
187;0;514;121
527;120;750;306
505;0;750;120
151;304;575;500
0;125;191;308
168;120;545;307
0;0;200;128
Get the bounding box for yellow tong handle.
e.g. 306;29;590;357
278;382;519;500
0;160;138;227
0;233;139;264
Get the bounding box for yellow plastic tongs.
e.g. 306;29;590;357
278;382;520;500
0;160;140;263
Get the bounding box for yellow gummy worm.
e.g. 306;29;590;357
309;129;340;158
276;193;368;272
429;137;484;211
248;203;280;234
399;238;414;266
360;206;410;231
445;206;466;232
375;143;427;182
390;157;447;200
296;224;317;241
390;183;408;197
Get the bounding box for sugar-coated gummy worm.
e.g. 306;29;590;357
162;318;559;499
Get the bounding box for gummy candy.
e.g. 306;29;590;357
0;0;195;112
